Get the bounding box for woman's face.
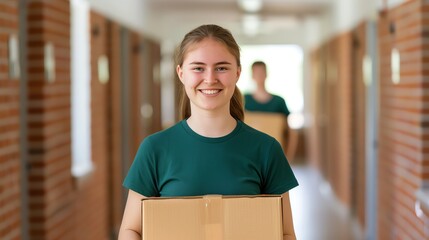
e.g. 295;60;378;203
177;38;241;115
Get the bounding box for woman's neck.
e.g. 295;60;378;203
186;113;237;138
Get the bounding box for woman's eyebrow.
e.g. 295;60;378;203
188;61;232;65
189;61;206;65
215;61;232;65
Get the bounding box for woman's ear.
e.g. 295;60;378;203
236;66;241;83
176;65;184;83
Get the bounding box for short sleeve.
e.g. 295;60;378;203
280;97;290;117
262;139;298;194
123;138;159;197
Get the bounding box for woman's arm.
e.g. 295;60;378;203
282;192;297;240
118;190;145;240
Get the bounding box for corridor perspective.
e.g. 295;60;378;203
1;0;429;239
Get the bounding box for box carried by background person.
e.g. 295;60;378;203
141;195;283;240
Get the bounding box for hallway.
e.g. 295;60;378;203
291;165;364;240
2;1;429;239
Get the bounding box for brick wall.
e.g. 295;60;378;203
26;2;112;239
0;1;22;239
423;0;429;190
26;0;75;238
0;1;163;239
378;0;428;239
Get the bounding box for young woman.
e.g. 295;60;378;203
118;24;298;240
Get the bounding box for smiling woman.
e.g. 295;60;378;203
118;24;299;240
174;24;244;123
176;38;240;122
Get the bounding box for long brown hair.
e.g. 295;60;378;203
175;24;244;121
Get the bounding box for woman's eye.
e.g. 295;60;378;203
216;67;227;71
193;67;204;72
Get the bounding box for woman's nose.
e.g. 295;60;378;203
203;70;218;83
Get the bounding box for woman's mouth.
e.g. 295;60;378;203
200;89;221;95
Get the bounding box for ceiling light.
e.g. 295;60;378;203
238;0;263;13
242;14;261;36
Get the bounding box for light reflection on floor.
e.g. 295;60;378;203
289;165;364;240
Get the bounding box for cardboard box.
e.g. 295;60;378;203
244;112;286;147
141;195;283;240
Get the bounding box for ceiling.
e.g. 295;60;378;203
144;0;332;46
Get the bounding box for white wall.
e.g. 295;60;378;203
71;0;92;177
88;0;158;40
307;0;379;50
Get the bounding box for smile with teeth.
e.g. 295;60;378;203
200;89;221;95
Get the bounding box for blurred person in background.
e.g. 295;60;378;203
244;61;297;160
244;61;290;118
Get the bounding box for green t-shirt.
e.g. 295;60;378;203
123;120;298;197
244;94;290;117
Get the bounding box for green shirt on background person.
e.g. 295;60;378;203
244;94;290;117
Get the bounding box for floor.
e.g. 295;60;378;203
289;165;364;240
